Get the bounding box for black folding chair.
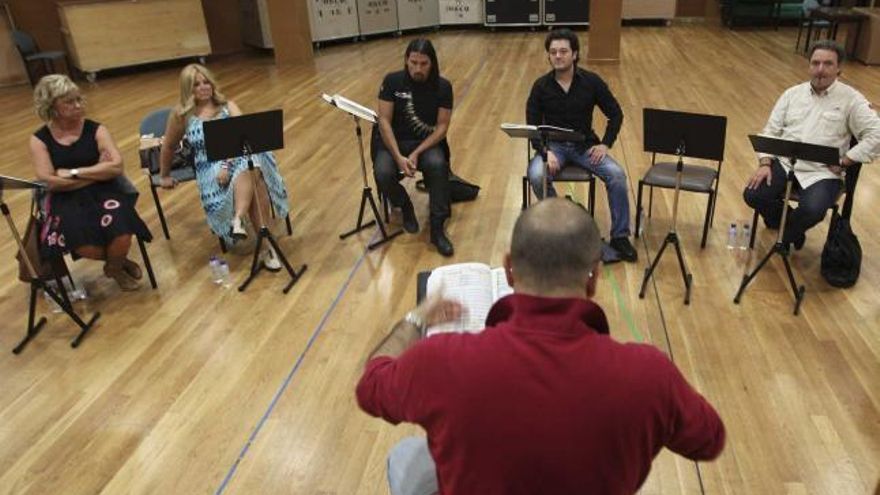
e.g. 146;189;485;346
12;29;66;86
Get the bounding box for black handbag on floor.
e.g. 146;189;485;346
415;173;480;203
821;214;861;288
821;164;861;288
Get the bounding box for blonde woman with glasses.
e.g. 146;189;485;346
29;74;151;291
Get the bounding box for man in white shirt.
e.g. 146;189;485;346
744;40;880;249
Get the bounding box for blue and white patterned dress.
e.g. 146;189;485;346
185;106;290;244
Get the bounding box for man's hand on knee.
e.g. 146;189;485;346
747;164;772;190
588;144;608;164
547;150;561;174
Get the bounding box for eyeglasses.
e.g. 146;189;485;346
58;95;85;106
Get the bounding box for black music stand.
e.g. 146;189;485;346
501;124;585;200
734;135;839;315
203;110;307;294
1;175;100;353
637;109;727;305
323;94;403;250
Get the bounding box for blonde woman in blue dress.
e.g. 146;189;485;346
158;64;289;270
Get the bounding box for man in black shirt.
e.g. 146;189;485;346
526;29;637;262
374;38;454;256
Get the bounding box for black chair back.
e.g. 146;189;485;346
12;30;37;56
643;108;727;162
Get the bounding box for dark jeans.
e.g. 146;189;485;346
373;141;451;228
743;159;841;243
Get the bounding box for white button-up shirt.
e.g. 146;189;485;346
758;80;880;188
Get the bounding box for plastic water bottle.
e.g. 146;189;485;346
727;223;738;249
42;279;87;312
739;222;751;250
42;285;63;313
209;256;222;285
218;260;231;289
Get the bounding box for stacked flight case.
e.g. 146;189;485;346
484;0;540;26
356;0;399;37
483;0;589;27
542;0;589;25
439;0;483;25
303;0;594;42
307;0;361;42
397;0;440;30
307;0;441;42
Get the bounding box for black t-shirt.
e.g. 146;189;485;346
378;70;453;142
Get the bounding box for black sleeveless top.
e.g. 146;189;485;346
34;119;100;170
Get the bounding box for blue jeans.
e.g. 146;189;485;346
387;437;438;495
528;142;631;238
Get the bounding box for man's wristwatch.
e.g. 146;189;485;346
404;310;427;337
70;168;80;178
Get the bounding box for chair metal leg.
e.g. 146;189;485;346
588;179;595;217
383;192;391;223
635;180;644;238
149;183;171;240
796;19;805;52
24;60;36;86
709;188;718;228
54;272;73;309
522;176;530;210
805;19;814;54
749;209;759;249
285;214;292;236
648;186;654;218
137;235;158;289
700;191;713;248
66;266;77;292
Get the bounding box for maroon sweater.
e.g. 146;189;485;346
357;294;725;494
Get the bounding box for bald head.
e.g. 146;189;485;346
509;198;602;295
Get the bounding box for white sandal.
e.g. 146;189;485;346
232;217;248;240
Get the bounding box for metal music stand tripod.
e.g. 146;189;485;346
203;110;307;294
638;109;727;305
500;124;585;201
733;135;839;315
1;175;100;353
323;94;402;250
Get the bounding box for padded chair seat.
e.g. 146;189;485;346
555;166;594;181
25;51;65;62
148;167;196;186
643;162;718;193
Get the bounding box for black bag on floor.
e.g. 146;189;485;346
820;163;862;288
821;214;861;288
415;173;480;203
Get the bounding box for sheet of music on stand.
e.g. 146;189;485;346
425;262;513;336
321;93;377;123
500;123;583;142
500;123;573;133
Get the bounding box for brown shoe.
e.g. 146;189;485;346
104;263;141;291
122;258;143;280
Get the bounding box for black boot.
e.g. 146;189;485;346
401;199;419;234
431;225;454;257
